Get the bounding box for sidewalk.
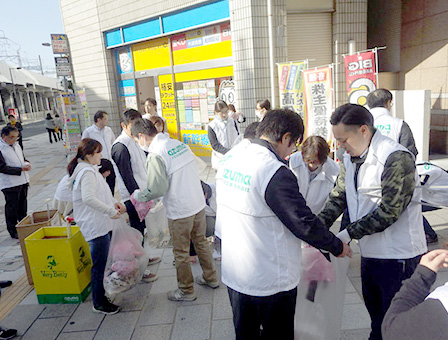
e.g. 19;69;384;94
0;130;448;339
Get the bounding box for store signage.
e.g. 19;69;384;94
344;50;377;106
51;34;69;54
55;57;72;76
171;23;231;51
277;61;307;119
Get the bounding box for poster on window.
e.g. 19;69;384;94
277;61;307;119
344;50;377;106
303;66;334;141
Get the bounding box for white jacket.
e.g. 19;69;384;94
216;142;302;296
370;107;403;143
344;132;427;259
112;131;147;202
82;124;115;160
208;116;239;169
0;139;29;190
149;133;205;219
69;161;119;241
289;152;340;214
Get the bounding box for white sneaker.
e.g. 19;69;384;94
142;270;158;283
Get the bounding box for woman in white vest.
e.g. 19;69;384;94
68;138;125;315
207;100;240;169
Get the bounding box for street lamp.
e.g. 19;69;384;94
8;67;22;121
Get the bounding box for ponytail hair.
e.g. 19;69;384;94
67;138;102;176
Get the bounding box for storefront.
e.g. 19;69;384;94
105;0;232;157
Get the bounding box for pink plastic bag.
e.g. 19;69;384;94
301;245;335;282
130;195;153;222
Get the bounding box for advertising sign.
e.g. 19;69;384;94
159;74;178;139
77;89;90;127
344;50;377;106
115;47;133;74
303;66;334;141
181;130;212;157
277;61;307;119
55;57;72;76
51;34;69;54
60;93;82;153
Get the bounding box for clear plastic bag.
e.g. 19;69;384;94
144;200;170;248
104;219;149;298
295;245;350;340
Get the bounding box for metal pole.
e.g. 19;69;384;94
267;0;276;108
8;68;21;121
38;55;44;75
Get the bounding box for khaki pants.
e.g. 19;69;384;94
168;208;217;294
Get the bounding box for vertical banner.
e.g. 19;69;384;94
344;50;377;106
77;89;90;127
277;62;307;118
60;93;82;153
303;66;334;141
158;74;178;139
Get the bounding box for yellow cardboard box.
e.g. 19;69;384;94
25;226;92;304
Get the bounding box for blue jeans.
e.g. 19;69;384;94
88;233;110;307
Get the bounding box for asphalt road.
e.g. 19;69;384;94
21;120;47;139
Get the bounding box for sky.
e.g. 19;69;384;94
0;0;65;77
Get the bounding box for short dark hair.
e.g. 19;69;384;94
131;118;158;138
8;114;15;119
244;122;259;140
366;89;393;109
214;100;228;114
1;125;18;137
228;104;236;112
256;99;271;111
94;110;107;123
148;116;165;132
121;109;142;125
301;136;330;164
99;158;113;174
330;104;374;129
145;98;157;106
256;109;304;145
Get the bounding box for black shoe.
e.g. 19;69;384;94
9;234;18;239
426;234;439;245
0;281;12;289
92;301;120;315
0;327;17;340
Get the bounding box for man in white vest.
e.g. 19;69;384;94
318;103;427;340
111;110;160;280
215;109;352;340
82;110;116;194
130;119;218;302
0;126;31;239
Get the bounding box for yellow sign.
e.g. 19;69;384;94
159;74;178;139
175;66;233;83
181;129;212;157
132;37;170;71
173;40;232;65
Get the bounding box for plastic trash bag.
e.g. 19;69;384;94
295;244;350;340
144;200;170;248
104;219;149;298
130;194;154;222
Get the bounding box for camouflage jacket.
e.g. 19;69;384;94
318;150;416;240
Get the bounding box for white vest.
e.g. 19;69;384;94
0;140;29;190
72;165;118;241
149;133;205;220
344;132;427;259
289;152;340;214
208;116;239;169
82;124;115;160
370;107;403;143
417;162;448;206
216;143;302;296
112;131;148;201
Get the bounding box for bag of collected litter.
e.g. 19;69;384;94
104;219;149;298
145;200;170;248
130;193;154;222
295;244;350;340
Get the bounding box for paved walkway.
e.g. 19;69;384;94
0;128;448;339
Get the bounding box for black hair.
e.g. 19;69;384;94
244;122;259;140
214;100;228;114
145;98;157;106
99;158;113;174
120;109;142;125
256;109;304;146
228;104;236;112
1;125;18;137
46;113;53;120
131;118;158;138
94;110;107;123
330;104;374;128
67;138;102;176
148;116;165;133
366;89;393;109
8;115;15;119
256;99;271;111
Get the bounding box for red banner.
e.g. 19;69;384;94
344;51;377;106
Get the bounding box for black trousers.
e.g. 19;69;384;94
361;255;421;340
46;128;58;143
124;199;146;236
2;184;28;237
227;286;297;340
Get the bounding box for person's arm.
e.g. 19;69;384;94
81;128;89;139
135;153;170;202
111;143;140;194
80;171;117;218
399;121;418;157
317;161;347;229
344;150;415;240
208;126;230;154
265;166;343;256
0;151;23;176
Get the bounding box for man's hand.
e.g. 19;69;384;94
420;249;448;273
115;202;126;214
111;212;121;219
338;242;353;258
22;162;31;171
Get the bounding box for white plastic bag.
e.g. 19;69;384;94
144;200;170;248
104;219;149;298
295;245;350;340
